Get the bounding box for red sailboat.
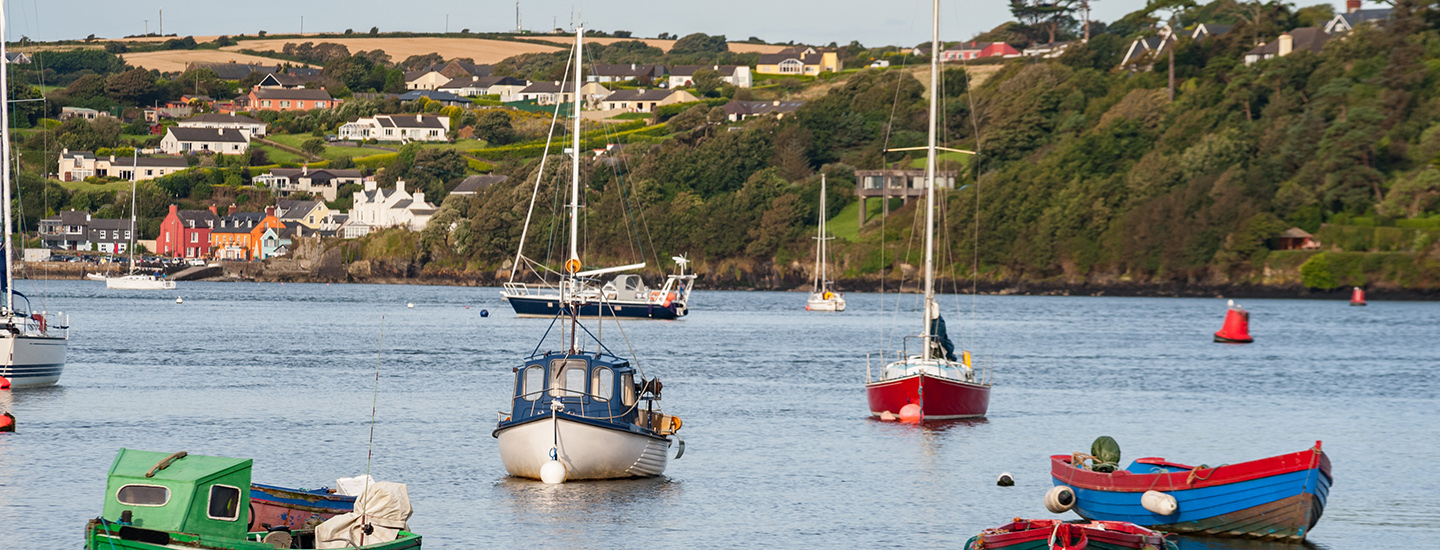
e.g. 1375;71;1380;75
864;2;991;421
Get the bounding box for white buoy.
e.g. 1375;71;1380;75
997;472;1015;486
1045;485;1077;513
406;302;414;309
1141;490;1178;515
540;459;567;484
175;297;183;304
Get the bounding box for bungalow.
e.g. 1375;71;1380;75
667;65;753;89
60;106;111;121
1275;227;1321;250
437;75;529;97
156;204;219;259
756;47;842;75
1325;0;1392;34
337;114;451;143
1245;27;1328;65
941;41;1021;61
177;113;268;138
57;149;189;181
436;60;493;78
722;99;805;122
209;206;284;261
247;87;337;111
586;63;666;83
346;179;437;236
516;81;610;106
404;69;451;91
160;127;250;155
256;72;326;89
599;89;701;113
253;165;364;201
451;174;507;196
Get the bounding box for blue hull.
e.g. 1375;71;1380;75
505;295;684;319
1055;468;1331;541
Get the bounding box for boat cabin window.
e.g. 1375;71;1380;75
549;359;588;398
116;484;170;506
592;367;613;401
522;366;542;401
206;485;241;521
621;373;636;406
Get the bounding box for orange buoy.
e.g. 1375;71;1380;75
880;411;897;421
0;376;9;390
1214;300;1253;343
899;403;923;423
1350;287;1367;306
0;412;14;432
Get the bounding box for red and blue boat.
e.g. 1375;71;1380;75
1049;441;1331;542
965;519;1177;550
248;483;355;531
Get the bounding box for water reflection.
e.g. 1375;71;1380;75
1173;534;1328;550
492;476;681;545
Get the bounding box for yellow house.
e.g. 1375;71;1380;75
276;199;332;230
755;47;842;76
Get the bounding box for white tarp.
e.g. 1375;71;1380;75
315;481;412;549
334;474;376;497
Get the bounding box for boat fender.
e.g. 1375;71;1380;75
1045;485;1077;513
0;376;9;390
31;314;44;332
663;292;675;307
997;472;1015;486
898;403;922;423
879;411;897;421
0;412;14;432
540;458;567;484
480;309;489;317
1141;490;1178;515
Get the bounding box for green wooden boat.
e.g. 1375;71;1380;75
85;448;421;549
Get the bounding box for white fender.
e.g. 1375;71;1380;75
1045;485;1077;514
1141;490;1178;515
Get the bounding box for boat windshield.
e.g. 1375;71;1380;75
549;359;588;398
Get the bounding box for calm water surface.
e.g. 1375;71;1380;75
0;280;1435;549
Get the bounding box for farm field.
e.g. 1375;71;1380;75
121;50;310;73
222;37;561;64
529;36;789;54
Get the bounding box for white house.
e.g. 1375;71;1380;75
160;127;250;155
338;114;451;143
57;148;190;182
253;165;364;201
516;81;611;106
600;89;701;113
346;179;438;236
437;75;529;98
177;113;268;138
404;69;451;91
667;65;753;89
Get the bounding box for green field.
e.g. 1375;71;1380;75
58;179;134;193
826;198;900;242
908;150;973;169
254;144;307;164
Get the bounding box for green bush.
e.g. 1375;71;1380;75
1299;253;1339;289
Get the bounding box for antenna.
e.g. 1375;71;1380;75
516;0;521;32
159;9;162;36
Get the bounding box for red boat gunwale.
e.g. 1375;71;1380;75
1051;442;1331;493
976;519;1170;549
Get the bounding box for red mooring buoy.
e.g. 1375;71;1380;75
0;412;14;433
1214;300;1253;343
0;376;9;390
1350;287;1367;306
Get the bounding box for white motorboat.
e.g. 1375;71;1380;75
85;272;106;281
105;151;176;291
0;10;69;388
806;174;846;312
495;28;683;482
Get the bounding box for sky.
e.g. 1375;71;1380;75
7;0;1379;46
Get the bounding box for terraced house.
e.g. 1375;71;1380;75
156;205;219;259
209;207;284;260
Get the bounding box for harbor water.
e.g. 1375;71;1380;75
0;280;1435;548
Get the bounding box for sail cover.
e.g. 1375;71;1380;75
929;315;957;362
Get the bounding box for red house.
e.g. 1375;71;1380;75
157;204;220;259
941;41;1022;61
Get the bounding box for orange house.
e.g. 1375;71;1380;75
247;87;339;112
209;206;284;260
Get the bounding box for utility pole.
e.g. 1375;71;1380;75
1082;0;1091;42
300;16;304;36
445;14;449;33
144;20;149;35
159;10;163;36
516;0;522;32
1167;19;1175;102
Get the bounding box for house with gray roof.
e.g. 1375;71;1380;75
187;62;279;80
338;114;451;143
451;174;508;196
722;99;806;121
178;113;268;138
586;63;666;83
255;166;364;201
1245;27;1329;65
160;127;250;155
599;89;700;113
437;75;529;97
667;65;753;88
345;179;437;237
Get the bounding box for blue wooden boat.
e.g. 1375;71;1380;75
1048;441;1331;542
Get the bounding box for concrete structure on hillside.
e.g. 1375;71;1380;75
853;168;959;225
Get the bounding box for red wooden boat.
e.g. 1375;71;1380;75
965;518;1178;550
862;0;992;422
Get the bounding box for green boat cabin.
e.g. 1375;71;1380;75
102;448;252;541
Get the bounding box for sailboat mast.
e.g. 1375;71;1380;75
567;26;583;268
129;150;138;272
820;175;827;291
921;0;940;361
1;1;13;314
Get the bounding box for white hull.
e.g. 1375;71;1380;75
0;334;68;387
85;273;107;281
807;293;846;312
496;417;670;480
106;275;176;290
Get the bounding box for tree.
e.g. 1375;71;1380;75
1008;0;1079;44
301;138;326;157
369;27;380;36
472;111;516;145
105;68;159;105
691;68;723;97
670;33;728;57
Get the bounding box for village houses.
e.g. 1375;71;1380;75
209;207;284;260
58;149;189;182
755;47;842;75
177;113;268;138
156;205;219;259
253;166;365;201
345;180;438;237
667;65;753;89
338;114;451;143
247;87;337;112
600;89;701;113
436;75;529;98
515;81;611;106
160;127;250;155
39;210;135;252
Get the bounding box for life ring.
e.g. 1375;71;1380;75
823;291;834;300
650;291;661;302
31;314;45;333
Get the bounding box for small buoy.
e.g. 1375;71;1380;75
480;309;489;317
1214;302;1253;343
0;376;9;390
540;459;567;484
175;296;183;304
465;306;470;309
898;403;922;423
997;472;1015;486
0;412;14;432
1045;485;1077;513
1141;490;1178;515
1350;286;1367;306
879;411;897;421
407;303;414;309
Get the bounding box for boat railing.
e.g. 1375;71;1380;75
21;311;68;339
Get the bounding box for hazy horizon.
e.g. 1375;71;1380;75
5;0;1382;48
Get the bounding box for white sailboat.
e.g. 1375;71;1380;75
495;27;683;482
807;174;845;312
0;4;69;388
106;151;175;290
